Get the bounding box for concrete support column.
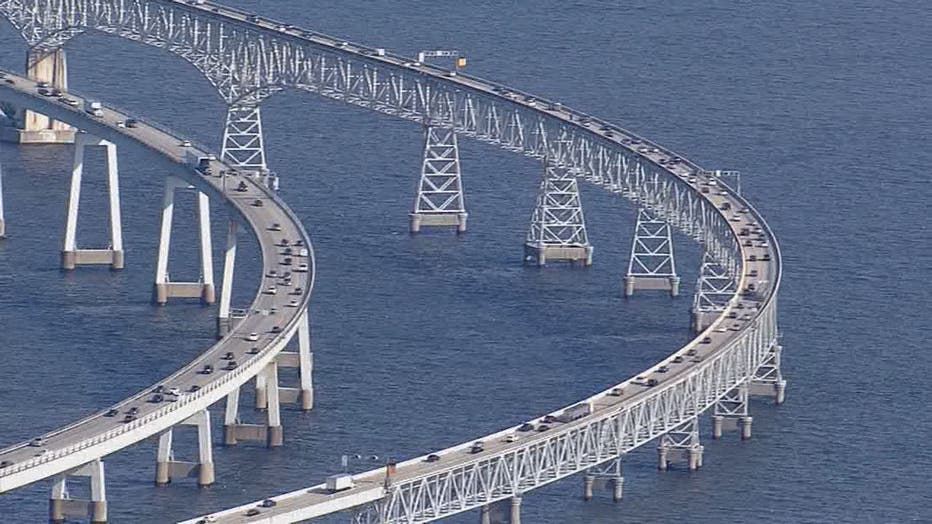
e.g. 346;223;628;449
0;151;6;239
583;474;595;501
254;368;268;410
656;446;669;471
20;47;74;144
509;495;522;524
216;219;238;338
223;386;241;446
153;410;215;486
688;446;703;471
740;416;753;441
480;504;491;524
49;459;107;523
297;310;315;411
266;361;283;447
61;134;124;270
612;476;624;502
712;415;724;439
775;381;786;405
153;177;215;304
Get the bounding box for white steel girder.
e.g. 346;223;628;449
691;252;738;333
409;125;467;233
524;162;592;266
623;208;680;297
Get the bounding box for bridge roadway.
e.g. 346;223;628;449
0;69;315;492
166;4;783;522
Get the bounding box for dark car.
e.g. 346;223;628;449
225;361;239;370
646;378;659;387
425;454;440;463
0;460;13;468
538;425;551;432
470;442;484;454
237;181;248;192
122;414;137;423
104;408;119;417
518;423;536;432
252;199;264;207
222;351;235;360
245;508;261;517
202;364;214;375
125;118;138;128
260;499;277;508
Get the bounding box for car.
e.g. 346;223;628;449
657;365;669;373
505;434;519;443
223;351;235;361
180;140;192;147
702;337;712;344
128;406;139;415
245;332;259;342
189;385;201;393
543;415;557;424
646;378;659;387
281;238;291;246
150;394;164;403
29;437;46;447
117;121;126;128
283;247;293;255
253;199;264;207
470;442;484;453
538;425;551;432
265;286;278;295
270;223;282;231
125;118;139;128
38;87;52;96
260;499;277;508
104;408;119;417
293;287;304;295
296;263;309;272
518;423;536;432
37;81;50;88
282;257;293;266
34;449;49;457
248;347;261;355
64;98;79;107
0;460;13;468
122;414;137;423
673;356;684;364
288;299;300;308
271;326;283;334
202;364;214;374
167;387;181;396
4;78;15;85
686;348;697;356
608;387;624;397
425;454;440;463
225;361;239;370
245;509;261;517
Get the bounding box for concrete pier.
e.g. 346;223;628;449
480;504;491;524
217;220;239;338
712;415;724;439
509;495;522;524
11;48;74;144
623;274;681;297
153;177;215;304
48;459;107;523
656;446;669;471
612;476;624;502
61;134;124;270
154;410;215;487
524;243;593;267
223;363;285;448
409;211;468;233
740;416;753;440
583;474;595;501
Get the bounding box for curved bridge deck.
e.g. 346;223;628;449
0;69;314;492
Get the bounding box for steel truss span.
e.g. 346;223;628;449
0;1;783;523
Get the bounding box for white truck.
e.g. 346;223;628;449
185;149;215;174
84;100;102;117
326;473;354;493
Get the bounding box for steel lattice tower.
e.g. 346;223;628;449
690;252;737;332
524;162;592;266
623;208;679;296
409;126;468;233
221;103;277;189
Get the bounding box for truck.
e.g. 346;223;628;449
326;473;354;493
556;402;592;424
84;100;102;117
185;149;215;175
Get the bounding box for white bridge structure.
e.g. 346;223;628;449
0;1;786;523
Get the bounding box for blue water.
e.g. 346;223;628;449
1;0;930;522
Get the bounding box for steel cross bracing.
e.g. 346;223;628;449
627;208;676;278
410;125;467;223
526;163;590;249
347;300;777;523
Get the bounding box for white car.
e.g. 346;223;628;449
180;140;192;147
245;332;260;342
505;434;519;443
288;299;300;308
265;286;278;295
295;263;309;273
167;387;181;396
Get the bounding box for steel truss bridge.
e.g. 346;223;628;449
0;1;786;523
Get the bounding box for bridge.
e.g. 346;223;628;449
0;1;785;523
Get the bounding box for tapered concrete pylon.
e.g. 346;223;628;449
49;459;107;523
15;48;75;144
152;177;215;305
61;133;124;270
154;410;215;487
